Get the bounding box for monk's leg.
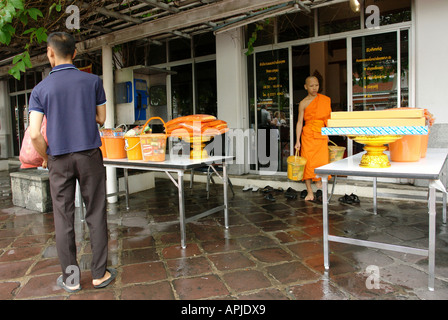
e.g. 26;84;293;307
304;179;314;201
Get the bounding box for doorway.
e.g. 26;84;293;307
292;39;348;159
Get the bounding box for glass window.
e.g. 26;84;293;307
352;32;398;111
171;64;193;118
246;19;276;48
8;77;16;93
255;49;289;172
169;38;191;62
364;0;411;26
25;72;35;90
148;42;166;65
278;11;314;42
400;29;409;107
318;2;360;36
16;73;25;91
195;61;217;116
194;32;216;57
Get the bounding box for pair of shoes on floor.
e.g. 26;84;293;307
57;268;117;293
260;185;284;194
285;187;298;199
338;193;360;204
243;185;259;192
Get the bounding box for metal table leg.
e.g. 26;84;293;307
223;162;229;229
178;170;187;249
373;177;377;215
443;162;447;225
124;168;130;210
428;184;436;291
322;176;330;270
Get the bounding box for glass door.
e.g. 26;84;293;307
292;40;348;161
254;48;290;173
350;29;409;155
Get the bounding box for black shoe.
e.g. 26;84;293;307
338;194;353;204
300;190;307;199
285;187;298;199
315;189;323;203
349;193;360;203
264;193;276;202
261;186;274;193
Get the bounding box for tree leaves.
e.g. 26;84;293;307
0;0;50;80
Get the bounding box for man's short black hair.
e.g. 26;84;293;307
47;32;76;58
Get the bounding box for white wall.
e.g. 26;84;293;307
216;28;249;130
216;28;250;174
415;0;448;124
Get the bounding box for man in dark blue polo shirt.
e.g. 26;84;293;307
28;32;116;292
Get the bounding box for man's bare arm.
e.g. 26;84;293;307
96;104;106;126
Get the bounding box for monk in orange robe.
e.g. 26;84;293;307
295;76;332;201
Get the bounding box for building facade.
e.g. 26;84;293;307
0;0;446;181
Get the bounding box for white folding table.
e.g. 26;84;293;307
103;155;234;248
315;148;448;291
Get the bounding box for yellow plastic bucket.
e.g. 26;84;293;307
287;150;307;181
328;140;345;163
125;136;142;160
139;117;167;162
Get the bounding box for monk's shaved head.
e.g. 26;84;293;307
305;76;318;85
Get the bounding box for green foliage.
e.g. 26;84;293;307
245;19;271;56
0;0;63;80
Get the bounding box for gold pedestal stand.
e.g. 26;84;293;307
179;135;212;160
348;135;403;168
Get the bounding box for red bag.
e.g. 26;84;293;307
19;116;48;168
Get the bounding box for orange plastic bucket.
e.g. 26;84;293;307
125;136;142;160
100;136;107;158
421;131;429;158
389;135;422;162
104;133;127;159
139;117;167;162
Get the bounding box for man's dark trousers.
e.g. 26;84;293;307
48;148;108;283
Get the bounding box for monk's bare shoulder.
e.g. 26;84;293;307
299;96;313;111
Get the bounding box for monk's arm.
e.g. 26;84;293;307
295;102;306;150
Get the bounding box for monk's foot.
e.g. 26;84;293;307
304;192;314;201
315;181;322;189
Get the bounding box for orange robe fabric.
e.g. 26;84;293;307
300;94;332;181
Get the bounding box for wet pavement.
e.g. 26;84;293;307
1;168;448;301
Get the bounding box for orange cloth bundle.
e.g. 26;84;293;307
166;115;228;136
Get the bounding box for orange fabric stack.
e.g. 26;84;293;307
166;114;229;137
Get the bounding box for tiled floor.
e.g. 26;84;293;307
1;169;448;300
